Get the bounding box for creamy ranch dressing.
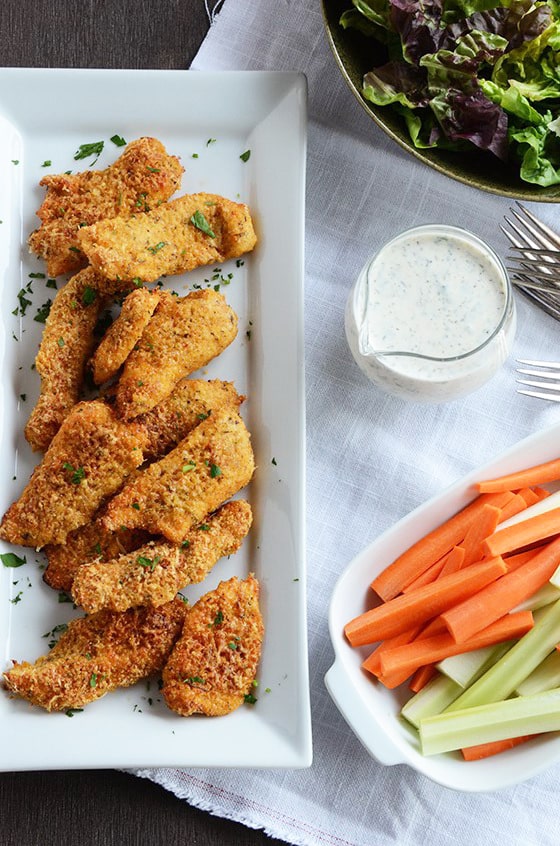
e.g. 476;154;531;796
345;225;516;402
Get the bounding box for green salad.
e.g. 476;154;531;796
341;0;560;185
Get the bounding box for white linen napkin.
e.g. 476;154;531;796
136;1;560;844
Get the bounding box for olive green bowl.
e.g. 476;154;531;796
322;0;560;202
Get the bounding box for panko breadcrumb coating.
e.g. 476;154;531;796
77;192;257;283
28;137;184;277
72;500;253;613
138;378;243;462
90;287;161;385
24;267;111;453
3;598;187;712
114;289;238;420
0;400;147;548
102;406;255;543
162;576;263;717
43;517;150;593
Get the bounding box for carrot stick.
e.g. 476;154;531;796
517;487;540;507
371;491;514;602
503;548;541;572
345;557;507;647
476;457;560;493
533;487;551;501
461;735;535;761
438;546;466;577
442;536;560;643
460;504;501;567
498;493;530;523
483;507;560;558
379;611;534;678
409;664;437;692
362;627;421;677
401;556;447;593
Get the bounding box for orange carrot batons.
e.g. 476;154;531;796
476;457;560;493
345;557;507;647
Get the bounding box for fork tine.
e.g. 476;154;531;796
516;368;560;379
509;247;560;260
510;206;560;251
517;388;560;402
516;359;560;367
517;378;560;390
515;203;560;251
507;267;560;285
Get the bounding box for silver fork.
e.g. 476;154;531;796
516;359;560;401
501;203;560;321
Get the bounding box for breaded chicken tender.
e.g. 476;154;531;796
162;576;263;717
24;267;113;453
115;289;238;420
102;406;255;543
43;517;150;593
3;598;187;712
90;287;161;385
138;378;243;462
72;500;253;613
77;192;257;284
28;137;184;277
0;400;147;548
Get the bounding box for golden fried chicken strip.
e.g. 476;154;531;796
3;598;187;712
43;517;150;593
0;400;147;548
115;289;238;420
102;406;255;543
162;576;263;717
77;192;257;283
90;287;161;385
139;378;243;462
24;267;113;453
28;137;184;277
72;500;253;614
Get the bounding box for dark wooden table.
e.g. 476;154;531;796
0;3;287;844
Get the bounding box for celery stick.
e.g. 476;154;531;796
420;687;560;756
516;650;560;696
550;564;560;590
401;674;463;729
512;582;560;612
445;597;560;712
437;642;512;688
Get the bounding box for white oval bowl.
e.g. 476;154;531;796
325;421;560;792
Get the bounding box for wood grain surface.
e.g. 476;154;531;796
0;2;289;844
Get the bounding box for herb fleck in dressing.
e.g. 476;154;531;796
345;225;516;402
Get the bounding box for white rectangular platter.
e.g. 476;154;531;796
0;68;311;770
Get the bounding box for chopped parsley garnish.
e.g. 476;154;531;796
211;610;224;627
42;160;52;167
146;165;160;173
147;241;166;254
10;591;23;605
62;462;86;485
82;286;97;305
74;141;104;164
131;502;141;510
271;457;277;466
181;539;191;549
0;552;26;568
110;134;127;147
183;676;206;685
46;278;58;289
206;138;216;146
244;693;258;705
57;337;65;348
65;708;83;717
190;210;215;238
137;555;161;571
240;150;251;162
29;272;46;279
34;299;52;323
89;672;98;688
182;462;196;473
210;463;222;478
